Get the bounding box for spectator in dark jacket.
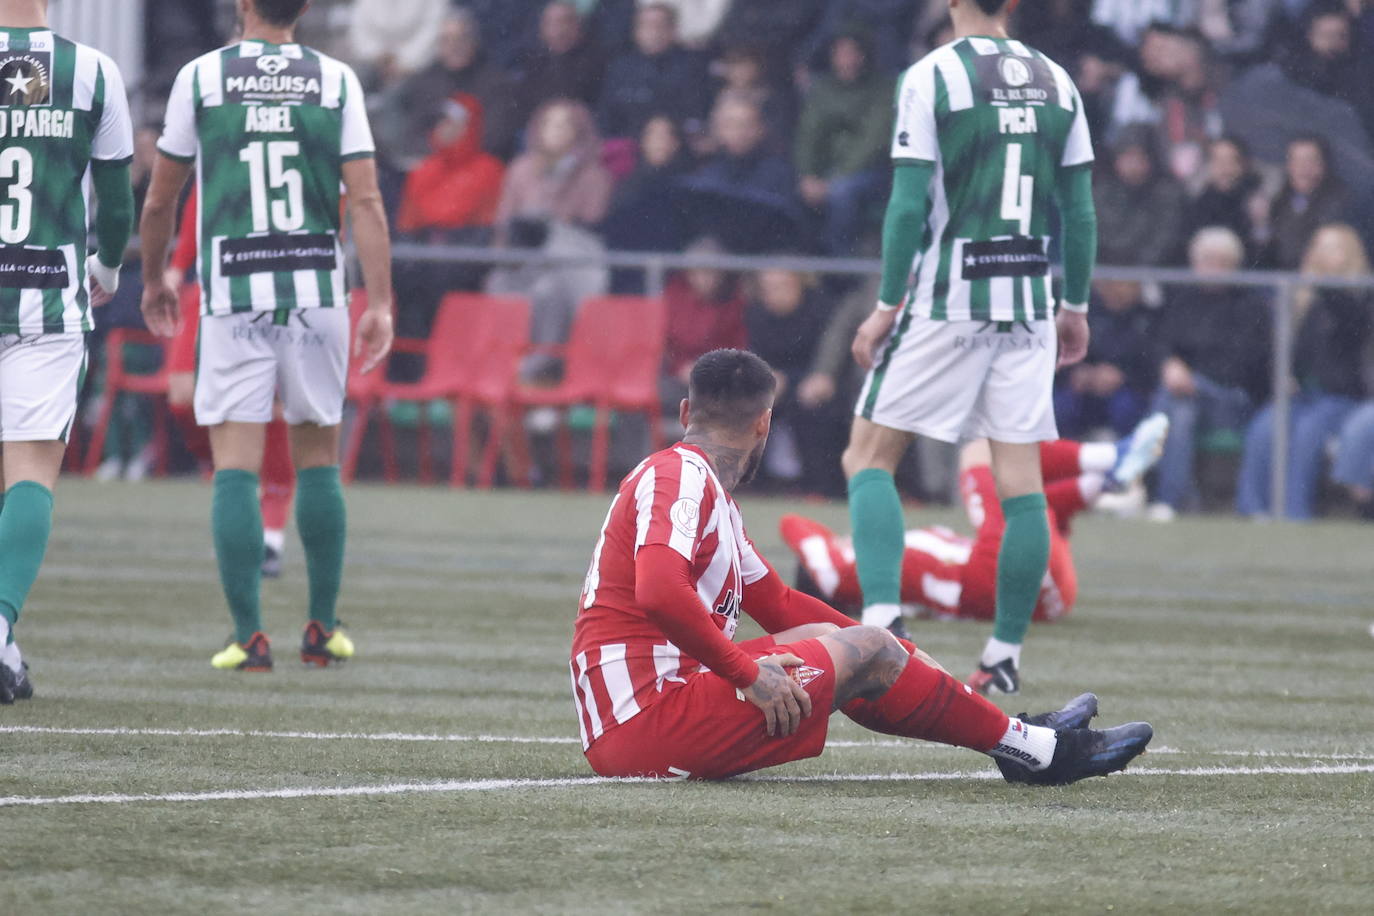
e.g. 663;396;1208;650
1054;279;1156;439
745;268;842;495
1149;227;1272;517
711;43;799;155
715;0;828;81
597;3;711;141
680;95;802;252
604;115;693;292
1237;224;1373;519
463;0;547;71
1261;134;1347;270
794;31;892;256
375;9;521;166
1096;125;1188;266
514;2;607;128
1184;136;1267;264
1011;0;1126;73
797;0;923;77
1280;2;1370;125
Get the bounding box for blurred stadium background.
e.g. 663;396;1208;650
5;2;1374;912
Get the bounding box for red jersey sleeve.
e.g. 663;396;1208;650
743;559;860;634
169;187;198;278
636;545;760;688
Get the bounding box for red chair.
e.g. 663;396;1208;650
448;293;531;488
83;329;172;476
346;293;531;485
511;295;667;491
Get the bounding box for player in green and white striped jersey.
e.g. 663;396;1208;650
0;0;135;703
841;0;1099;697
139;0;395;673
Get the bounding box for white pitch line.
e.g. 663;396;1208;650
3;764;1373;808
0;776;626;807
5;726;1374;762
0;725;582;744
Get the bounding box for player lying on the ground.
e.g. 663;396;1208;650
571;349;1152;783
782;417;1169;624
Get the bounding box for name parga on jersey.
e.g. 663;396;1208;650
0;27;132;334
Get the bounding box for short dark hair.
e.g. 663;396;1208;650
253;0;310;27
687;349;776;432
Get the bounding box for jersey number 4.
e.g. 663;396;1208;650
240;140;305;233
0;148;34;245
1001;143;1033;236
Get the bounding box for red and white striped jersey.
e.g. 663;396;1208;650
571;444;770;750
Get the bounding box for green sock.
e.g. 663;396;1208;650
847;468;905;607
0;482;53;639
295;465;346;630
212;470;264;645
993;493;1051;645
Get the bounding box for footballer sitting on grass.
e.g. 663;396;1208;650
570;349;1152;784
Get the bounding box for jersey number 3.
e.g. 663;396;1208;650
0;148;34;245
241;140;305;233
1001;143;1033;236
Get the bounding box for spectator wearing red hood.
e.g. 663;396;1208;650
397;93;506;239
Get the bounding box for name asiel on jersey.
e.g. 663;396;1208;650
0;106;73;139
245;105;294;133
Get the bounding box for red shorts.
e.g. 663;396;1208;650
583;637;837;780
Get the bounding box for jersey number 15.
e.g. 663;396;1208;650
241;140;304;233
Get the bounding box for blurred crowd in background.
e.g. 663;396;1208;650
112;0;1374;522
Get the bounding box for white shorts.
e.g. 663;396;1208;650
855;317;1058;444
0;333;87;442
194;309;349;427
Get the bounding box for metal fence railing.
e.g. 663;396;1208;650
383;242;1374;520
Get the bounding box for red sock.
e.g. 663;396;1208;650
842;652;1008;751
260;419;296;531
1045;479;1088;532
1038;440;1082;482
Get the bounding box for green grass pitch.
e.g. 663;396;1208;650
1;479;1372;914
